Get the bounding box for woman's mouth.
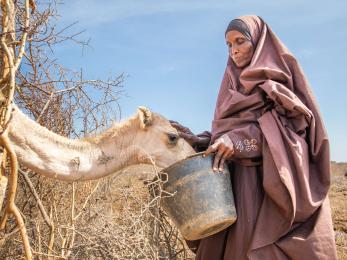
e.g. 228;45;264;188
233;56;243;64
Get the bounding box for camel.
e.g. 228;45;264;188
7;104;195;182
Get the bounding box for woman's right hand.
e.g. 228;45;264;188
204;134;235;172
169;120;210;149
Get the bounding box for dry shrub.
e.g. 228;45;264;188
0;165;193;259
1;2;193;258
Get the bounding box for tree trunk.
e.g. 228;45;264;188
0;0;15;213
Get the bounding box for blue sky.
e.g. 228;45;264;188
54;0;347;162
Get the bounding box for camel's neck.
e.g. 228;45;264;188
8;105;141;181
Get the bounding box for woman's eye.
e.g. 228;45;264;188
237;38;245;44
227;43;232;48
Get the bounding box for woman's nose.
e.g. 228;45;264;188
229;46;238;57
232;46;239;55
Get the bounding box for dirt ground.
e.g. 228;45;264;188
330;162;347;259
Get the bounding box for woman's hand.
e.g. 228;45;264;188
169;120;210;149
204;134;235;172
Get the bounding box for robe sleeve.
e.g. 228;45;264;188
225;123;262;160
193;131;212;152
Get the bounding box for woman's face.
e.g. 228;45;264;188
226;30;254;68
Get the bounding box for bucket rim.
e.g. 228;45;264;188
161;151;211;173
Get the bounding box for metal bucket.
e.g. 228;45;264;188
160;152;237;240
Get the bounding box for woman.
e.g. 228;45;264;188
171;15;337;259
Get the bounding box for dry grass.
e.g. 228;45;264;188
330;162;347;259
91;162;347;259
0;164;194;259
113;162;347;259
0;162;345;259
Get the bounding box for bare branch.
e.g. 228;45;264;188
18;169;52;227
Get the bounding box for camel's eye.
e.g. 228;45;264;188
167;133;179;145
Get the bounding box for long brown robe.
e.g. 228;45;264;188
189;15;337;260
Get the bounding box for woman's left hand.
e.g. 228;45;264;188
204;134;235;172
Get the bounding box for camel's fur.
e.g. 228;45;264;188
8;105;195;181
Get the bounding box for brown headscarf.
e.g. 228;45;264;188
210;15;336;257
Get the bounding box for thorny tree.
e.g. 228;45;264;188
0;1;192;259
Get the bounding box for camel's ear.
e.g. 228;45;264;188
138;106;152;129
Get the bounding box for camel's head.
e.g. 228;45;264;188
134;106;195;168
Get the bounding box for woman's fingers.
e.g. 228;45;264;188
169;121;193;135
178;132;193;140
204;141;220;157
204;135;235;173
179;132;199;146
170;121;184;130
204;141;224;172
218;149;233;172
218;156;226;172
196;136;211;147
171;123;185;132
213;145;226;172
